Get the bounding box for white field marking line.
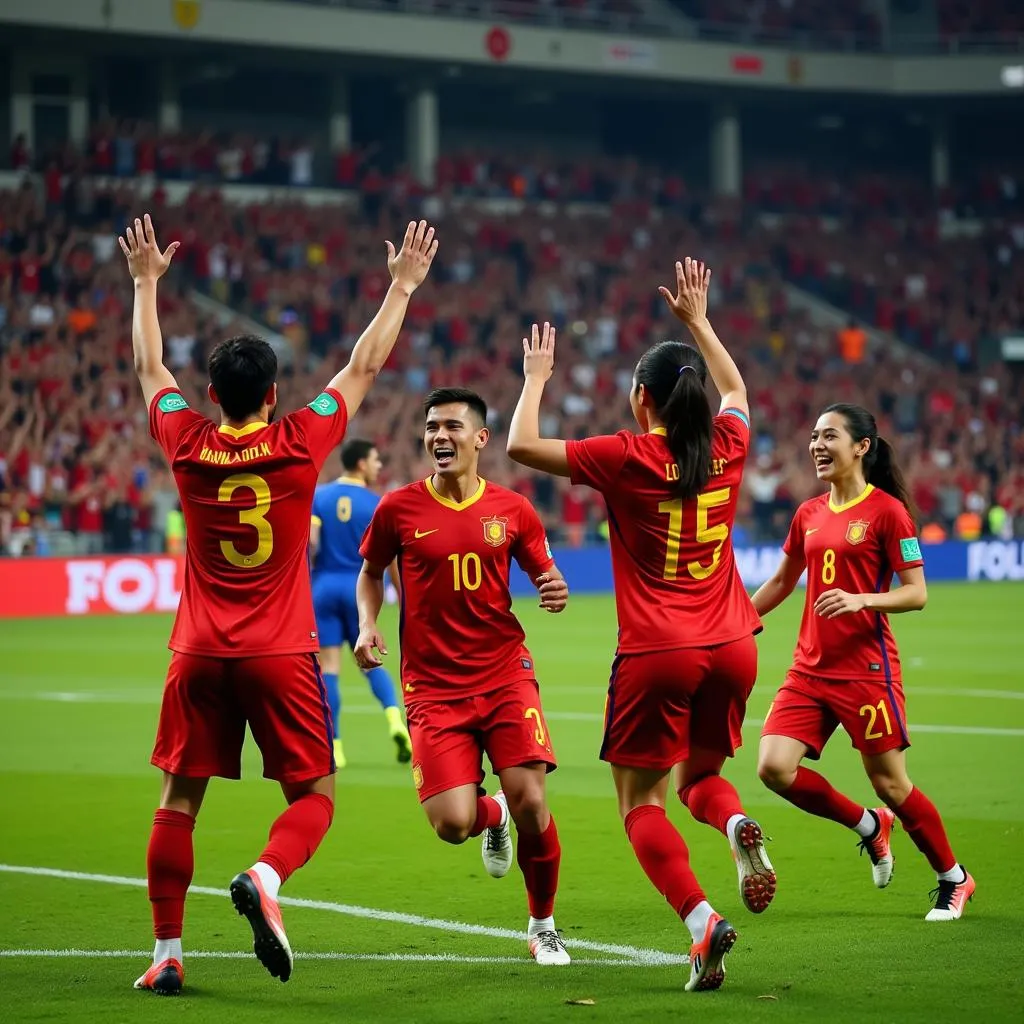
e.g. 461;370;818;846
11;691;1024;737
0;949;641;966
0;865;688;967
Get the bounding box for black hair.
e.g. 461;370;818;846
208;335;277;421
821;403;916;520
635;340;711;499
423;387;488;427
341;438;375;471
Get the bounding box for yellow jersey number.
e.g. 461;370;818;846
448;551;482;591
821;548;837;585
218;473;273;568
658;487;731;581
336;496;352;523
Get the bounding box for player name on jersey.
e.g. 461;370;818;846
199;442;274;465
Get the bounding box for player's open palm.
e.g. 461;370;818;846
523;322;556;382
118;214;179;284
354;624;389;669
387;219;439;293
659;256;711;326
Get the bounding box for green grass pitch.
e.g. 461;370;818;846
1;582;1023;1023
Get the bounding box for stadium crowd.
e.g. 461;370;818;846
1;159;1022;556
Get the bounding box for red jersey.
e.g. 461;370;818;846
783;485;924;680
149;386;348;657
566;411;760;654
360;478;554;703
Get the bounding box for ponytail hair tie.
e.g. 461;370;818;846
678;365;698;377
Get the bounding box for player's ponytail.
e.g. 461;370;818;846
635;340;712;499
823;403;917;522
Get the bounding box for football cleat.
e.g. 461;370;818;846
685;914;737;993
391;723;413;764
133;957;183;995
926;869;975;921
529;930;571;966
481;791;513;878
857;807;896;888
730;816;777;913
230;870;294;982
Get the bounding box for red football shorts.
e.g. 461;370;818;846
152;652;335;783
600;635;758;770
404;679;557;802
761;670;911;758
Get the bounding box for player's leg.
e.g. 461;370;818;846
675;636;775;913
138;653;244;995
340;589;410;763
497;762;567;965
861;747;973;920
234;655;337;982
313;574;346;767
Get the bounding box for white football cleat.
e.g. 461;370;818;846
729;816;777;914
529;929;571;966
481;791;513;878
925;869;975;921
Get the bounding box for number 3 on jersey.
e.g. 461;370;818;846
218;473;273;568
658;487;730;581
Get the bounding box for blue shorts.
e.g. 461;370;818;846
312;572;361;650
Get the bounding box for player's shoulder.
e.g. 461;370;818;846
796;493;830;519
482;480;532;510
378;479;427;509
867;487;914;523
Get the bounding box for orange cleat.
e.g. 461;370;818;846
230;870;294;982
926;869;975;922
684;913;737;993
857;807;896;888
133;957;183;995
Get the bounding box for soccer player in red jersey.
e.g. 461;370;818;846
753;404;974;921
120;215;438;993
353;387;572;966
506;258;773;993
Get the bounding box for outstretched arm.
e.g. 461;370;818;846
327;220;438;419
118;214;181;408
659;257;748;417
751;551;806;617
507;322;571;477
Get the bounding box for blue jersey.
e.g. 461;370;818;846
311;476;381;575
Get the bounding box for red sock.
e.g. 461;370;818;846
516;816;561;919
624;805;705;920
779;766;864;830
258;793;334;886
678;774;745;836
469;796;503;838
894;787;957;873
147;808;195;940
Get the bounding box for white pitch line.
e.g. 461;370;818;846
0;949;642;966
0;865;688;967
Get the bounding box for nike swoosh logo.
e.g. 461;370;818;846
805;528;819;535
414;528;438;539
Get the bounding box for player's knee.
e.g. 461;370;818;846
506;789;547;832
433;818;473;845
757;757;796;792
868;771;912;807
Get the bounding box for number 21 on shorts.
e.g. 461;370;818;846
860;699;892;741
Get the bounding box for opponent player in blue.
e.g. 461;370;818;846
311;439;411;768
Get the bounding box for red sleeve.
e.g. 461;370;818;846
291;388;349;471
148;387;205;459
884;503;924;572
781;504;805;559
565;432;630;492
713;409;751;459
359;493;400;568
512;497;555;581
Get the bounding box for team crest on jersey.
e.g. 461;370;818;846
846;519;870;545
481;515;508;547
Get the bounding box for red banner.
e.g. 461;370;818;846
0;555;185;618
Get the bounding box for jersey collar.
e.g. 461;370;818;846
337;475;366;487
425;475;487;511
649;427;667;437
829;483;875;513
218;421;268;439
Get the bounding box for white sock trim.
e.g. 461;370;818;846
528;915;555;937
683;901;715;944
494;792;509;827
937;864;966;884
853;809;877;838
250;861;283;902
153;938;182;964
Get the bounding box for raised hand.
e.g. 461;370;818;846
659;256;711;326
386;220;439;294
118;214;179;284
523;322;556;383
